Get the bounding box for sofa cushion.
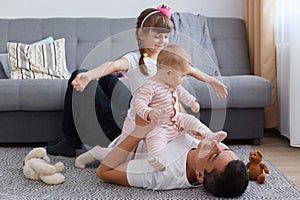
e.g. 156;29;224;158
0;37;54;79
207;18;251;76
7;38;70;79
0;79;67;111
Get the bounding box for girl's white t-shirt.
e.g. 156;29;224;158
122;51;157;120
122;51;157;94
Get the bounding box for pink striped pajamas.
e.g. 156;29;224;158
134;79;213;170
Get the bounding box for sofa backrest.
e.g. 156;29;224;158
207;18;250;75
0;18;138;74
0;16;250;77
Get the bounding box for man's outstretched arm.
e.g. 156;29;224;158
96;121;157;186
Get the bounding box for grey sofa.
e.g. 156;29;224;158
0;14;271;145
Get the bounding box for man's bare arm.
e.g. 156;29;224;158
96;121;157;186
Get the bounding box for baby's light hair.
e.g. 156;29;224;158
157;44;192;73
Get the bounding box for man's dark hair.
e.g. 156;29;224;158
203;160;249;198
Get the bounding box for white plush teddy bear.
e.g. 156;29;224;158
22;147;65;185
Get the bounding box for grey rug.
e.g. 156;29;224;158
1;145;300;200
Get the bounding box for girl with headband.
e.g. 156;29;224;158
47;4;228;160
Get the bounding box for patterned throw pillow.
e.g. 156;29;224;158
7;38;69;79
1;37;54;79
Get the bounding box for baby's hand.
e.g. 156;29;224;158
148;109;165;121
191;102;200;113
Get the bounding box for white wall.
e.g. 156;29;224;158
0;0;243;19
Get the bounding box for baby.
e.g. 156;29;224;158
133;44;227;170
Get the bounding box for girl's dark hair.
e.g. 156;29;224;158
136;8;173;75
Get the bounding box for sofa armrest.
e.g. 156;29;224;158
183;75;272;109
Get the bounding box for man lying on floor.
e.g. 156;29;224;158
96;120;249;198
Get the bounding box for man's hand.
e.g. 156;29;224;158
148;109;166;121
132;119;159;139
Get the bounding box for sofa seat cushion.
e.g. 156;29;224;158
0;79;67;111
183;75;272;109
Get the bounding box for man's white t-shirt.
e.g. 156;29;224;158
126;134;199;190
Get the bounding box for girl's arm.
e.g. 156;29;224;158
188;67;228;98
72;57;129;92
96;121;157;186
85;57;129;81
177;85;199;113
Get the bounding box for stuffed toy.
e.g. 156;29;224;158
22;147;65;185
246;150;270;184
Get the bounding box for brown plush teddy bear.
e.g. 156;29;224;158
246;150;270;184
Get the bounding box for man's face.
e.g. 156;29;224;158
194;140;240;182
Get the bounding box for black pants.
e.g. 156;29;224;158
62;70;131;146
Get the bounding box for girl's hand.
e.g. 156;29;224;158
211;79;228;98
71;73;91;92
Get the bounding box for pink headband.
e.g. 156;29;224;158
140;4;171;29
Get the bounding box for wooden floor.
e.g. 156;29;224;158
249;129;300;188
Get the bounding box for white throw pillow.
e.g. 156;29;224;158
7;38;69;79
